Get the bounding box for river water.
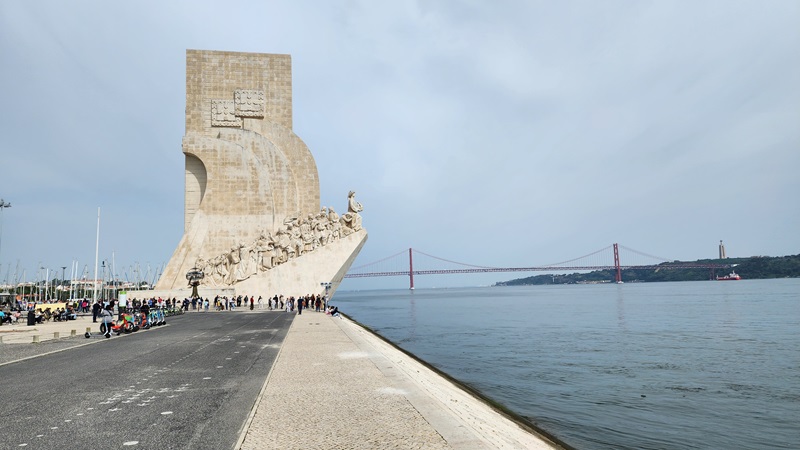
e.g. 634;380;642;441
333;279;799;450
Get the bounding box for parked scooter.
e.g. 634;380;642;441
134;312;149;330
111;313;137;334
154;308;166;326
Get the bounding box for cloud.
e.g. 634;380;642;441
0;0;798;290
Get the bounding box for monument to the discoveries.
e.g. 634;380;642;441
149;50;367;299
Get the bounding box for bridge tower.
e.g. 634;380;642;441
408;248;415;290
613;243;622;283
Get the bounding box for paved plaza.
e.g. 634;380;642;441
0;313;98;344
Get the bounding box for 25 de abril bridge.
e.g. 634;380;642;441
344;243;733;289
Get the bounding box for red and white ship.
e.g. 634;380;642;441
716;271;741;281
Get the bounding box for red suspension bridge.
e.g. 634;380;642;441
344;243;732;289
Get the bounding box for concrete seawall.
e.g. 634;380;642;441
238;313;566;449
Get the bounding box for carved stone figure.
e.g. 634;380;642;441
347;191;363;214
341;191;364;233
212;254;227;286
256;233;275;271
301;215;314;252
225;245;242;285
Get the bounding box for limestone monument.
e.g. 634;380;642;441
146;50;367;300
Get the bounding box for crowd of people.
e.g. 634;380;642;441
1;291;341;327
0;301;81;325
163;293;332;315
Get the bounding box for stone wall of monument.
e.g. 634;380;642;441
153;49;360;296
182;50;318;235
185;50;293;135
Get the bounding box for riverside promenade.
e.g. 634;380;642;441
0;309;564;449
237;313;562;450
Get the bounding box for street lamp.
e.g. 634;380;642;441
61;266;67;302
320;281;332;297
0;199;10;306
0;199;10;269
101;261;106;301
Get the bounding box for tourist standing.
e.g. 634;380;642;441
100;305;114;338
92;301;101;323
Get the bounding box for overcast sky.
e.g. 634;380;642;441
1;0;798;290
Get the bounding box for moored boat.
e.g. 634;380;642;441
716;271;741;281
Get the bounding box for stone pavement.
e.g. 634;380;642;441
238;313;562;450
0;314;100;344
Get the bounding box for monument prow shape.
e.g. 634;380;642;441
145;50;366;300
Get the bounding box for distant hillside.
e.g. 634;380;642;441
495;254;800;286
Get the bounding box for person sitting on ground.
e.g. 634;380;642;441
66;306;77;320
0;310;8;324
327;305;340;317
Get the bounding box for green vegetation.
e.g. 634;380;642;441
495;254;800;286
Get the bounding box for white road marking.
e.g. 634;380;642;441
161;411;173;415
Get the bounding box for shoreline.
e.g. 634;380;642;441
342;314;574;450
239;313;568;449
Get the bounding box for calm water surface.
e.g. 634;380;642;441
334;279;800;450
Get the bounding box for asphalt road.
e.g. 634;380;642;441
0;310;294;450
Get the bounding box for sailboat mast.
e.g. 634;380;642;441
93;207;100;302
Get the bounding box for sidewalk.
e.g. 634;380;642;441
0;315;99;344
0;307;247;344
238;313;562;450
